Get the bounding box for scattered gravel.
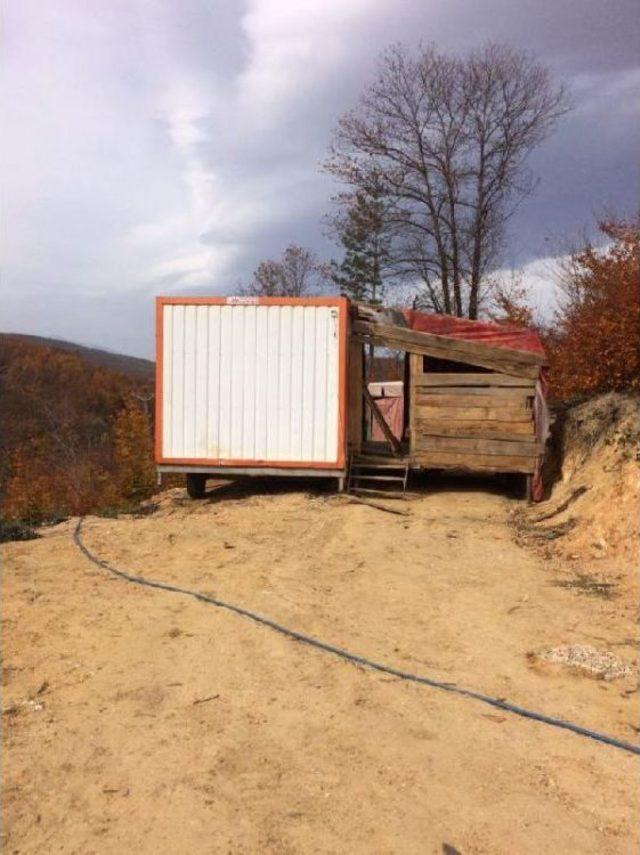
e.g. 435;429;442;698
539;644;635;681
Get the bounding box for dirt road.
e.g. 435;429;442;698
3;478;638;853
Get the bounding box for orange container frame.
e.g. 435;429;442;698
155;296;349;473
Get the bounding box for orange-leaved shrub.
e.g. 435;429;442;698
113;398;156;500
489;278;536;328
547;220;640;401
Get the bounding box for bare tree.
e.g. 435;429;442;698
325;43;570;318
242;244;326;297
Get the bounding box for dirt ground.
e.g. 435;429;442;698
530;393;640;569
2;476;639;854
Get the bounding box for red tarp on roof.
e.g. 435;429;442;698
401;309;546;358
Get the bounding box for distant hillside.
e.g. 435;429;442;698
0;333;156;524
0;333;154;380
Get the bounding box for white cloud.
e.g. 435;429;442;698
237;0;383;121
492;254;567;323
571;67;640;119
133;0;396;296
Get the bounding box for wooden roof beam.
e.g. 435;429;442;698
352;320;545;379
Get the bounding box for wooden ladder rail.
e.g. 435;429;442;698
346;453;354;494
402;459;410;494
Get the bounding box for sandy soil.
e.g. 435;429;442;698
2;476;639;854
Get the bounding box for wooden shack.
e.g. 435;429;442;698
347;303;548;499
156;295;548;501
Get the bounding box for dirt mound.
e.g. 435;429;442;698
519;393;639;573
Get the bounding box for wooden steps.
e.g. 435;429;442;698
351;474;406;482
347;453;410;498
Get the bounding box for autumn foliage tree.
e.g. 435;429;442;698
489;276;536;328
548;220;640;401
0;338;156;524
113;398;156;500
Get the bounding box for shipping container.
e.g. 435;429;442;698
155;296;349;495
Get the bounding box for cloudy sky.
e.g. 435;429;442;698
2;0;639;358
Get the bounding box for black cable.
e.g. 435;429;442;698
73;518;640;757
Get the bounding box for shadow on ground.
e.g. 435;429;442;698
189;469;528;505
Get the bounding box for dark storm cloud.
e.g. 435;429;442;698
2;0;638;356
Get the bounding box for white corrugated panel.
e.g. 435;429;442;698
161;303;341;463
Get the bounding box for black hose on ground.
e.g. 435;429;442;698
73;518;640;758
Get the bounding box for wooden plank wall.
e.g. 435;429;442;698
409;355;539;473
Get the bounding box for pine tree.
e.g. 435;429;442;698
330;180;392;305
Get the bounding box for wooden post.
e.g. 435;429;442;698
347;339;364;453
525;474;533;503
403;351;410;442
408;353;421;463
